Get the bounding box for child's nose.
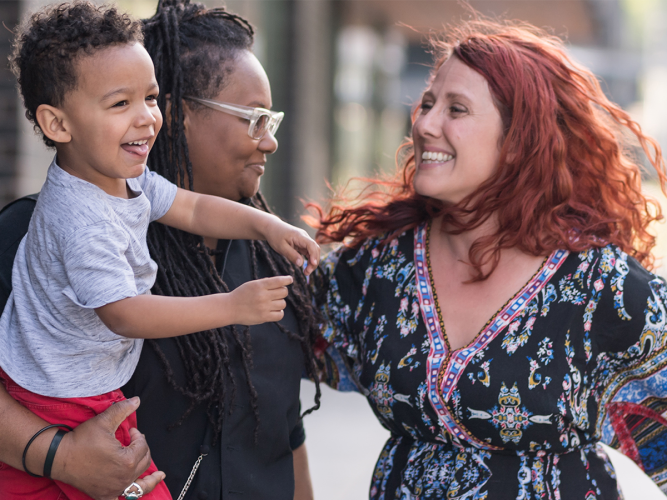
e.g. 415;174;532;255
136;104;159;128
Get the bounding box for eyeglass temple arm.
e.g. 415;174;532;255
185;97;254;121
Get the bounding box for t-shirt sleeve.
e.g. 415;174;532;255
60;221;138;309
596;253;667;488
135;167;178;222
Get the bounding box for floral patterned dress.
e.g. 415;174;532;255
316;223;667;499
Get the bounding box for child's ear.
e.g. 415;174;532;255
35;104;72;144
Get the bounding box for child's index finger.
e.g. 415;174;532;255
297;239;319;277
303;260;316;276
305;238;320;260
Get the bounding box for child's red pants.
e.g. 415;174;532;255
0;367;171;500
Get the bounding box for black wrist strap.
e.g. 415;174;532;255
22;424;73;478
43;429;68;478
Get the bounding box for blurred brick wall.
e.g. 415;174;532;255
0;1;20;208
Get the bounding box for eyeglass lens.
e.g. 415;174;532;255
252;114;270;139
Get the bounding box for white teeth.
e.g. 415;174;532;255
421;151;454;163
128;140;148;146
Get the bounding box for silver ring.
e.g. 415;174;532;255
123;482;144;500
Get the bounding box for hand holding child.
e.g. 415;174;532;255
228;275;293;325
54;397;164;500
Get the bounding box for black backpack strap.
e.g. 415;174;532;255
0;193;39;312
0;193;38;215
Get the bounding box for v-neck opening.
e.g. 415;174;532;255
413;222;569;448
424;221;551;356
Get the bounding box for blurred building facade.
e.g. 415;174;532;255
1;0;659;222
0;1;20;207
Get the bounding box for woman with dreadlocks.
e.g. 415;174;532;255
0;1;321;499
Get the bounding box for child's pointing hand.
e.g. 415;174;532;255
263;219;320;276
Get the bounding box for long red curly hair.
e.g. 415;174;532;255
310;17;667;280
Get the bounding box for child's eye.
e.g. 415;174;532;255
113;100;128;108
146;94;158;102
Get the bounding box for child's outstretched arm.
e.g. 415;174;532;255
158;189;320;275
96;276;293;339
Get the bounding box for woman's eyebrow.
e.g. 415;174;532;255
445;91;471;102
248;101;269;109
422;90;471;103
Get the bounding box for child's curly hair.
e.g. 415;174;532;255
10;1;143;147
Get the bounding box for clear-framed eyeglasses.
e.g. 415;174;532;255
184;96;284;140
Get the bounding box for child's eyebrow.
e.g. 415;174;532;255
101;82;159;102
101;87;131;102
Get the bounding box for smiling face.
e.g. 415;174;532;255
53;43;162;196
183;50;278;201
412;56;504;205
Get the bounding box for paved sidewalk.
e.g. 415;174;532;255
300;380;667;500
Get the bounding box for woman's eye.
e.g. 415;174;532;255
420;102;433;113
449;105;467;115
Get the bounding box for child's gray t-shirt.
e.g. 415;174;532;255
0;157;177;398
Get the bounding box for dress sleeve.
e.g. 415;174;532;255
596;252;667;489
312;239;377;392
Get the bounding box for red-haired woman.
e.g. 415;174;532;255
313;18;667;499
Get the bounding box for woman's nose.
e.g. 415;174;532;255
414;107;442;139
259;130;279;154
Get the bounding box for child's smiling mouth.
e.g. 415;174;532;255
122;139;150;156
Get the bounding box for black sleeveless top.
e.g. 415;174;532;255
123;236;306;500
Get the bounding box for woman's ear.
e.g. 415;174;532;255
164;93;171;128
181;98;192;133
35;104;72;144
163;94;191;135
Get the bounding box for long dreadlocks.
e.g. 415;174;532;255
142;0;321;439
